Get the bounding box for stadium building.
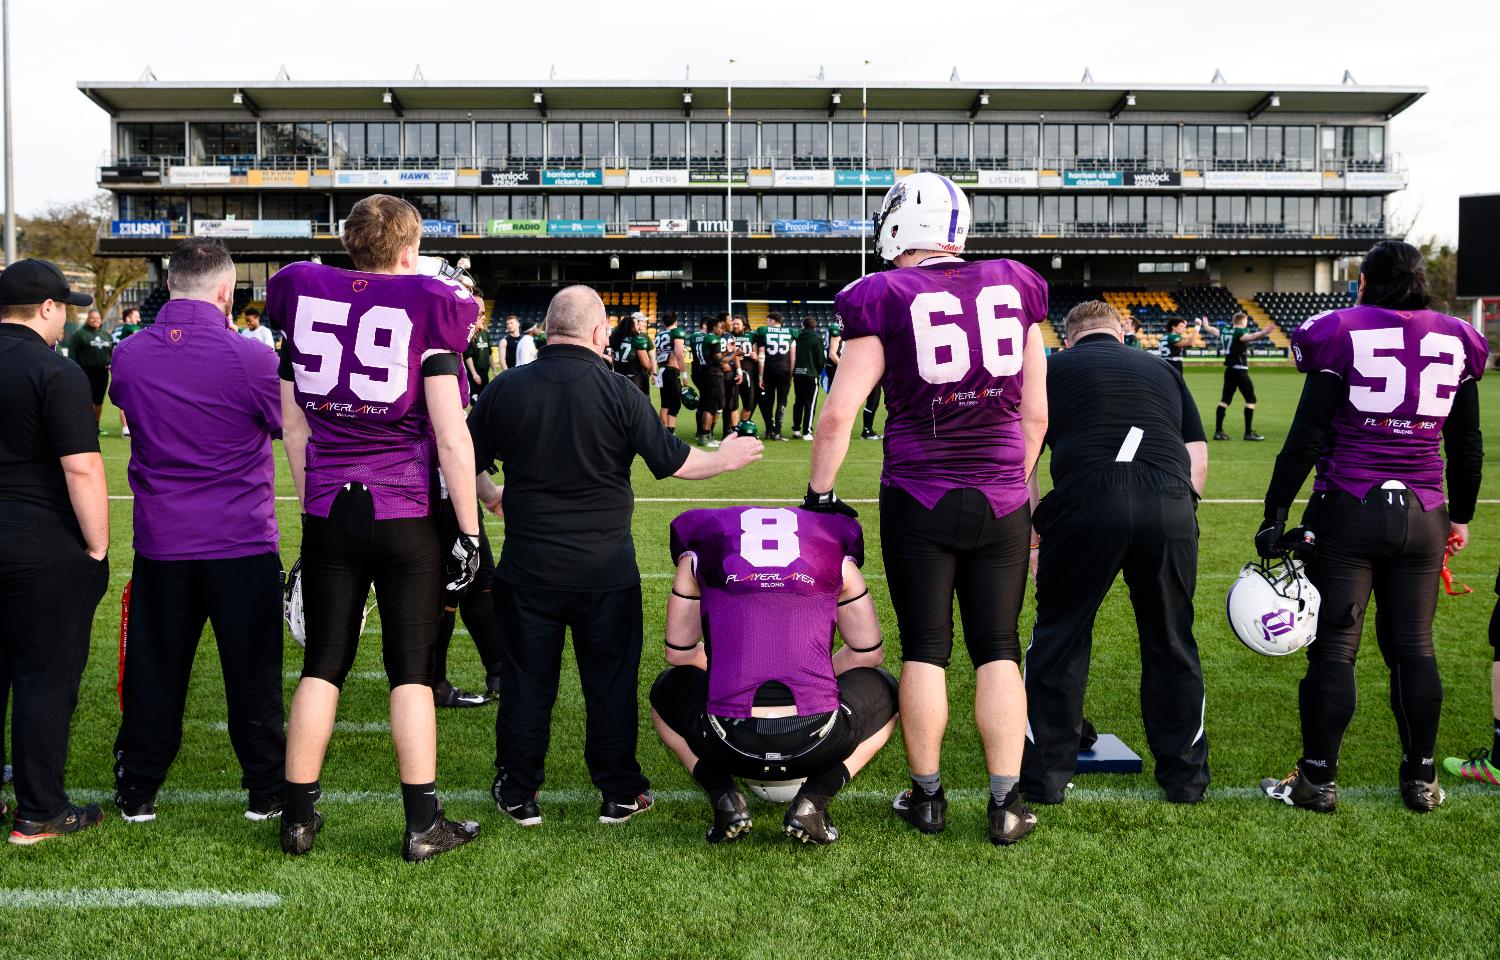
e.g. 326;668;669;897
78;76;1423;350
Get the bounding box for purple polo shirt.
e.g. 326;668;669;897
110;298;282;561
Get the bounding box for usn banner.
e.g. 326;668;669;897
111;220;173;238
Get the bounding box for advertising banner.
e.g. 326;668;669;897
1344;171;1407;191
546;219;608;237
110;220;173;238
99;166;162;183
480;169;540;187
194;219;312;238
335;169;459;188
540;169;603;187
168;166;233;185
1125;171;1181;188
247;169;311;187
1202;170;1321;190
690;219;749;235
830;219;873;237
626;220;691;236
834;169;895;188
948;171;980;186
486;219;546;236
689;170;748;185
421;220;460;237
627;169;689;187
978;169;1039;188
772;219;832;236
772;169;835;188
1063;170;1124;188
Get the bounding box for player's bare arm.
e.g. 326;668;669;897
280;379;311;507
1019;326;1048;480
809;336;885;495
832;559;882;674
663;555;707;669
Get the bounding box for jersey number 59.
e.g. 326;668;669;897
293;295;412;404
910;284;1026;385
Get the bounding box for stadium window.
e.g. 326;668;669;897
402;123;466;166
793;123;829;165
1006;195;1038;230
260;193;327;223
690;123;724;169
618;194;652;222
762;194;795;221
831;193;880;221
689;194;725;220
189;123;256;164
261;123;328;164
476;123;543;168
1250;125;1315;170
549;122;614;166
905;123;969;171
653;195;688;219
331;123;400;167
475;194;544;222
974;124;1039;169
120;194;188;222
1114;125;1178;169
1321;126;1386;171
727;121;757;168
793;194;829;220
551;194;611;221
1138;261;1191;274
728;193;754;223
971;195;1004;229
118;123;186;163
1182;125;1246;168
1042;124;1109;168
190;194;257;221
762;123;794;165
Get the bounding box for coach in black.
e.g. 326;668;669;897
469;285;762;827
1020;300;1211;805
0;259;110;843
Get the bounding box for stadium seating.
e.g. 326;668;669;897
1174;286;1243;328
1256;291;1355;330
139;286;170;323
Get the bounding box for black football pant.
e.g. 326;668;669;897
863;385;882;433
0;504;108;821
434;503;502;686
113;552;286;809
1021;467;1208;804
792;374;819;434
493;579;649;804
759;369;791;434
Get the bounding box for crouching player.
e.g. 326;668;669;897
650;506;898;845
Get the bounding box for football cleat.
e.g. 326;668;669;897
279;811;324;855
114;794;156;823
988;794;1038;846
245;797;284;822
492;774;542;827
598;791;654;824
1399;777;1445;813
860;429;882;440
1213;431;1231;441
706;790;752;844
1260;767;1337;813
434;682;488;709
9;804;106;845
892;786;947;835
1443;749;1500;786
402;812;480;863
783;795;838;845
1244;432;1266;442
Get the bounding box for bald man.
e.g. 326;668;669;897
467;285;764;827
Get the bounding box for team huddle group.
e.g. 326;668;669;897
0;173;1495;862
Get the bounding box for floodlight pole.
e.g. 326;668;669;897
725;59;734;317
2;0;15;265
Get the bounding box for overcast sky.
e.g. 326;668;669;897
8;0;1495;241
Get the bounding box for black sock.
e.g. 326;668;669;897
1492;717;1499;759
1244;407;1255;433
1391;658;1443;782
691;760;736;799
1215;406;1226;433
287;780;320;824
798;763;852;801
1299;660;1357;784
400;781;441;834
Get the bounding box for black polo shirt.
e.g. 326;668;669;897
468;342;692;592
1044;332;1205;493
0;323;100;525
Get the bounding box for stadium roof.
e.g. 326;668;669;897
76;79;1426;118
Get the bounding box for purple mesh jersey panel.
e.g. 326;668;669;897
1291;305;1489;509
266;261;478;519
836;258;1048;518
669;506;864;719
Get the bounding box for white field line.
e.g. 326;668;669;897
190;720;389;734
0;889;281;909
105;496;1500;505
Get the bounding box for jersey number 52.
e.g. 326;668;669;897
1347;327;1465;416
910;284;1025;385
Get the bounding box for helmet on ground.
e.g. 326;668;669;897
681;386;699;410
873;171;971;262
734;419;759;437
743;778;805;803
1226;553;1320;656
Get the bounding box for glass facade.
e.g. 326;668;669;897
118;123;186;163
1043;124;1110;168
261;123;327;163
476;123;544;167
190;123;257;163
1182;125;1248;167
331;123;400;166
1114;125;1179;169
973;124;1039;169
1250;126;1316;170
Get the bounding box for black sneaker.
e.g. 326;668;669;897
784;795;838;845
988;794;1038;846
279;811;324;855
774;433;790;442
1400;776;1445;813
114;793;157;823
1244;431;1266;442
492;774;542;827
1213;431;1231;441
434;681;488;709
1261;767;1337;813
402;812;480;862
892;786;946;835
706;790;752;844
598;791;654;824
484;674;502;702
860;429;882;441
245;797;284;822
9;804;106;845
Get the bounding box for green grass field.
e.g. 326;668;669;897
2;365;1498;959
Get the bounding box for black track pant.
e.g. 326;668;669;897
863;385;882;432
759;368;791;433
114;552;286;808
0;504;107;821
492;579;648;804
792;374;819;434
1021;467;1208;804
434;503;502;686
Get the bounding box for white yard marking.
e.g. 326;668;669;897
192;720;389;734
106;496;1500;505
0;889;281;909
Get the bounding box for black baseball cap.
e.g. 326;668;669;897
0;259;94;307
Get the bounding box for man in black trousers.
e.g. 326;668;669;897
1020;300;1211;805
468;285;762;828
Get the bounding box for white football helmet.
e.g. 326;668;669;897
283;558;371;649
743;778;805;803
1226;555;1321;656
873;172;971;262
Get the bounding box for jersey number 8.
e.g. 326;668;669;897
739;508;800;567
910;284;1025;385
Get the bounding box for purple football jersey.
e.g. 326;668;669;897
1291;305;1489;509
836;257;1048;518
670;506;864;719
266;261;478;519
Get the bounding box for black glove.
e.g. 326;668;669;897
1254;516;1285;559
444;532;482;606
802;485;859;519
